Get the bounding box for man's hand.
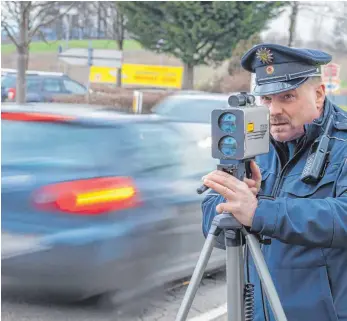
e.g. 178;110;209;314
202;161;262;195
202;161;262;227
244;160;262;196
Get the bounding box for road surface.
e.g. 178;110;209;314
2;270;228;321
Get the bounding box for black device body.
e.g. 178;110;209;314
301;115;334;184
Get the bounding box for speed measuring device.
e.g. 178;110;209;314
211;92;270;160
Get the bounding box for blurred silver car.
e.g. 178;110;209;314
1;103;224;303
152;92;231;154
152;92;230;124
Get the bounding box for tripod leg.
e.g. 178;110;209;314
245;233;288;321
175;233;217;321
226;230;245;321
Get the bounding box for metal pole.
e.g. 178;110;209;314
132;91;143;114
225;230;244;321
63;15;70;74
87;41;93;104
245;233;287;321
66;14;71;50
175;234;217;321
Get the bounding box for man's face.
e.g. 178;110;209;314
260;81;325;142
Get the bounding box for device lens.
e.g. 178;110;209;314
219;113;236;133
219;136;237;156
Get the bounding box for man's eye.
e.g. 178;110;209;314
284;94;294;100
261;96;271;101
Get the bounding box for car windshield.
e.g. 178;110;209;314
63;79;86;94
1;75;41;92
2;121;103;168
154;96;228;123
1;76;16;88
1;120;183;176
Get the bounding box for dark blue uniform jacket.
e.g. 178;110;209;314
202;99;347;321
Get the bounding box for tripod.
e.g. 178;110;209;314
175;161;288;321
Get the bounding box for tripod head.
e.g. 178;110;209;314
197;92;270;194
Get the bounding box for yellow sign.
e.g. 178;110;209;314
247;123;254;132
89;64;183;89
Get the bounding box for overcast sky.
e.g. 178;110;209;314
1;1;344;46
262;1;344;44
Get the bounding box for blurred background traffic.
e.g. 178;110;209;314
1;1;347;320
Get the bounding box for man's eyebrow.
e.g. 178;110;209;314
280;89;297;95
260;90;297;99
274;90;297;97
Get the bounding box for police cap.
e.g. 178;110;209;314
241;43;332;96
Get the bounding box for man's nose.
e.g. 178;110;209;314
268;102;283;116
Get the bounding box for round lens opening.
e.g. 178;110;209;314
219;136;237;157
219;113;237;133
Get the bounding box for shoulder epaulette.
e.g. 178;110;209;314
334;120;347;131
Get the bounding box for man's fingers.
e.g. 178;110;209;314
216;203;224;214
205;171;245;192
250;187;258;195
201;170;217;181
204;168;258;196
250;160;262;183
216;203;233;214
203;179;235;200
244;177;256;188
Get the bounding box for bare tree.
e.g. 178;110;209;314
332;2;347;52
287;2;299;47
1;1;75;103
90;2;108;39
287;1;333;47
102;2;126;87
95;2;106;39
75;2;96;39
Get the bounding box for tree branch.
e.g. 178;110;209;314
31;1;58;19
2;1;22;23
30;1;58;10
1;22;20;47
23;1;32;15
28;2;75;40
196;39;211;53
196;41;217;65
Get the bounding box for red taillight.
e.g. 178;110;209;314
8;88;16;100
1;112;75;122
33;177;141;215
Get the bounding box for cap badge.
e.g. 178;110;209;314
256;47;274;64
266;65;274;75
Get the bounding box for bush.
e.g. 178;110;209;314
196;71;251;93
52;87;172;114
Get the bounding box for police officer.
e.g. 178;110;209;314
202;43;347;321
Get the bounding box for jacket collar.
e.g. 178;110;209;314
269;98;335;166
304;98;333;143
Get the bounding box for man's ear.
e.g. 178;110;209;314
316;83;325;111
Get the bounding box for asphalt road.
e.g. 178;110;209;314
2;270;228;321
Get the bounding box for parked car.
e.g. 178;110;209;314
1;70;87;103
1;103;222;303
152;92;232;151
1;81;6;102
152;92;231;123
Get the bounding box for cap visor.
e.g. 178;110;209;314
252;77;308;96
